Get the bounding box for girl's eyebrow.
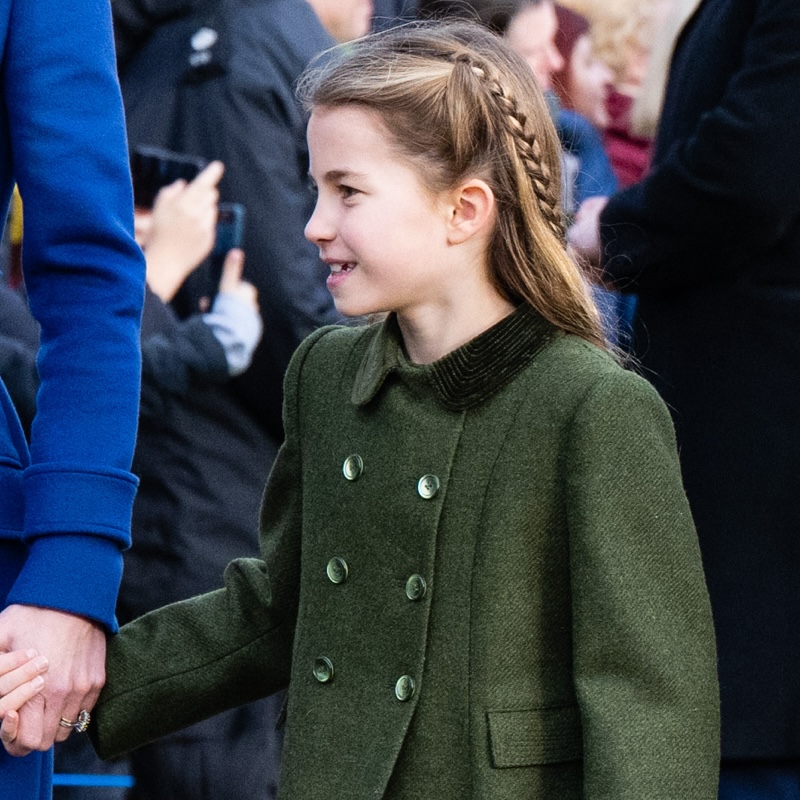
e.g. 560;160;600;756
322;169;368;183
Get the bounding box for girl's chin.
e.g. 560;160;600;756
331;295;388;320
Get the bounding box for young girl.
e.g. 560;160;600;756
81;21;717;798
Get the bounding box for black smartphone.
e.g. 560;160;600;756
131;145;208;209
213;202;246;258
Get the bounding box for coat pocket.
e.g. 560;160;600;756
487;705;583;768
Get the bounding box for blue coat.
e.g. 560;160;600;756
0;0;145;796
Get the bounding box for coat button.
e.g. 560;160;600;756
313;656;334;684
394;674;416;702
326;557;349;584
417;474;440;499
342;454;364;481
405;574;427;601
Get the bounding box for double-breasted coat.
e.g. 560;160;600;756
93;306;719;798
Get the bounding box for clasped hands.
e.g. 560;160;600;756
0;604;106;756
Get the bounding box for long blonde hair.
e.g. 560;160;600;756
298;21;604;348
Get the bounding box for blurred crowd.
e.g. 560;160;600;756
1;0;798;798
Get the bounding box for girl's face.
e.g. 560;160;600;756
305;105;466;320
567;34;613;129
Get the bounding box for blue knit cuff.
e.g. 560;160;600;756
6;534;123;632
23;464;138;544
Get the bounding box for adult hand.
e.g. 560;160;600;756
145;160;225;302
567;195;608;273
0;605;106;756
217;249;259;314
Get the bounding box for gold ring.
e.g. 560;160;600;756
59;710;91;733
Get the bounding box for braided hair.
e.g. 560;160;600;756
298;20;604;349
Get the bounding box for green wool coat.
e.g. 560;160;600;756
92;305;720;799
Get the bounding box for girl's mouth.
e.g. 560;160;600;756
327;262;355;290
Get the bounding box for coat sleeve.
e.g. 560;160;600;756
139;287;229;410
565;369;720;799
600;0;800;293
3;0;146;631
89;327;332;760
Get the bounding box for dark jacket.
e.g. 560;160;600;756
94;308;719;799
600;0;800;759
0;283;38;434
121;287;273;619
113;0;340;444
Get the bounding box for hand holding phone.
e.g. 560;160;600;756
140;161;226;302
131;146;208;209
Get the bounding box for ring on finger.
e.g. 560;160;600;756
59;710;91;734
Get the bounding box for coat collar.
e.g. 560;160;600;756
351;304;560;411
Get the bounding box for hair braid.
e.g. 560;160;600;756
455;56;566;242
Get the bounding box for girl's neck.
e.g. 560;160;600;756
396;292;517;365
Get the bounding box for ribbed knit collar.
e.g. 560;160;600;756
351;304;560;411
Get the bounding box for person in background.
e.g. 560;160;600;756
569;1;800;795
567;0;673;187
0;0;146;797
111;0;373;453
550;5;617;209
550;4;634;348
553;5;614;132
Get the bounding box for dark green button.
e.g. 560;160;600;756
343;454;364;481
394;674;415;702
405;574;427;601
313;656;334;684
417;474;440;499
326;557;349;585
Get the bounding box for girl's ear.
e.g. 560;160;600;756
445;179;496;245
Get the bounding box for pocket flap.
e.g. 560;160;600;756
488;705;583;767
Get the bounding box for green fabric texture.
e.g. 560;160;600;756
92;305;720;799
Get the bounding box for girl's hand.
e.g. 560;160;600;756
0;650;48;753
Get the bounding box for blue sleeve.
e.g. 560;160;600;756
4;0;146;631
558;110;618;203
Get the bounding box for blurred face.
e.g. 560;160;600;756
311;0;374;43
504;2;564;92
568;34;613;128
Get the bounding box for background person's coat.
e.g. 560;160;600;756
93;308;720;799
600;0;800;759
113;0;340;445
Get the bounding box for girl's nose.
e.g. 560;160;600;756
304;201;333;244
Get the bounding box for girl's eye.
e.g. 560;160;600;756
339;185;359;199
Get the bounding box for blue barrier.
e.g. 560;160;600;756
53;774;135;788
